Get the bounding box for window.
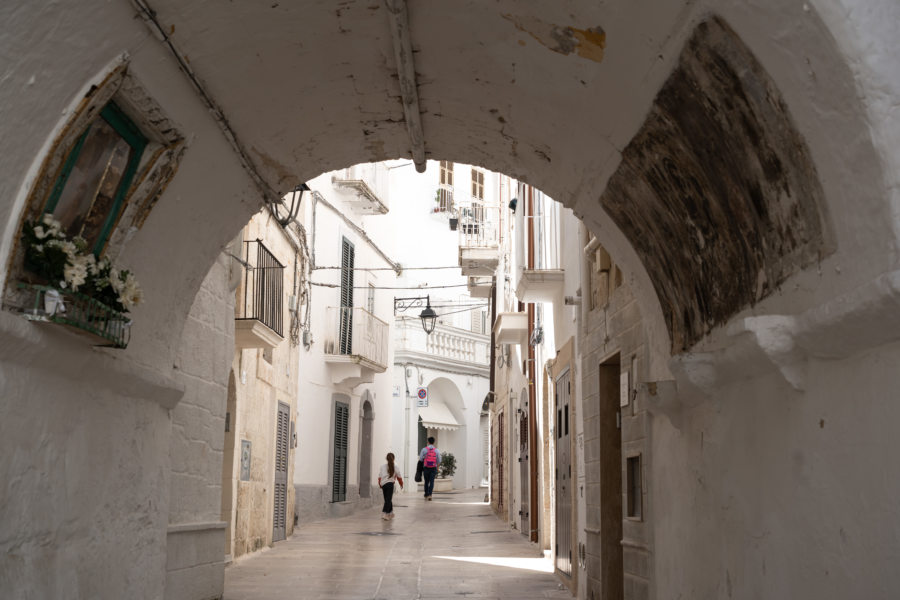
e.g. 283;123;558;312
626;454;642;519
471;307;487;334
44;102;147;255
471;169;485;200
440;160;454;187
339;237;355;354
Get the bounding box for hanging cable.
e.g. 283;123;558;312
309;281;486;290
312;265;462;271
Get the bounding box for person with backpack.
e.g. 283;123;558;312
418;437;441;501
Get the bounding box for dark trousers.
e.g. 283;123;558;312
382;482;394;513
423;467;437;497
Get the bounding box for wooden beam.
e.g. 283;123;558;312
385;0;426;173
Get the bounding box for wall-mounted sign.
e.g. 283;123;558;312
417;387;428;407
240;440;252;481
620;371;630;407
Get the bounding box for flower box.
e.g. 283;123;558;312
18;283;131;348
14;214;142;349
434;477;454;492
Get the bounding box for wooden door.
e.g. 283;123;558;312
555;369;572;576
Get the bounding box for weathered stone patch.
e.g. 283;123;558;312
600;16;829;352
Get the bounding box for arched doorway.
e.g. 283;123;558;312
358;394;375;498
417;377;467;488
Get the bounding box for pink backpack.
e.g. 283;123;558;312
424;447;438;468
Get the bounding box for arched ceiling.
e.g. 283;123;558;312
134;0;889;359
1;0;895;372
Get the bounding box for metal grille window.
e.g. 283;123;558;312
332;402;349;502
339;238;355;354
236;240;284;336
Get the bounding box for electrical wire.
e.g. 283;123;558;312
312;265;463;271
309;281;487;290
432;304;489;317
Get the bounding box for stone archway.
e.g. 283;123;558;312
419;376;467;487
2;2;900;599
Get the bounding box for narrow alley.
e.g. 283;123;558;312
223;489;570;600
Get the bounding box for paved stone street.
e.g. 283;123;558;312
223;488;572;599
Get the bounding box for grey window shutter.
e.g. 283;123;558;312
339;239;355;355
272;402;290;542
332;402;349;502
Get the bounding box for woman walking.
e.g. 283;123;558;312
378;452;403;520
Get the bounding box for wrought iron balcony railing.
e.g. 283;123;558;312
235;239;284;337
17;283;132;348
457;198;499;248
434;185;454;213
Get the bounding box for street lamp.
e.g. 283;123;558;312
268;182;310;227
394;295;438;334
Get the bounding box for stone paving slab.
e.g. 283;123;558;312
224;489;572;600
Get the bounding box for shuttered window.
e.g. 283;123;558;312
332;402;349;502
440;160;454;186
471;169;484;200
471;308;487;334
272;401;290;542
339;238;354;355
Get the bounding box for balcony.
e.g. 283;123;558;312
515;269;565;303
394;316;490;377
457;199;499;276
493;312;528;346
324;306;388;386
235;240;284;349
332;164;389;214
434;184;454;214
467;276;492;298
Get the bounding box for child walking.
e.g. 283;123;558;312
378;452;403;520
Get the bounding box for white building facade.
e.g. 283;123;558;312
291;164;398;523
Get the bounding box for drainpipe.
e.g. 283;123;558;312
526;186;539;543
489;277;497;403
581;226;598;336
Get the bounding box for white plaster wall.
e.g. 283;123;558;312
0;4;259;599
652;340;900;598
166;253;233;599
0;313;173;599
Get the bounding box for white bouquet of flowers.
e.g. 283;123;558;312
22;214;143;314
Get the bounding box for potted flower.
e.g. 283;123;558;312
17;214;142;347
434;452;457;492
